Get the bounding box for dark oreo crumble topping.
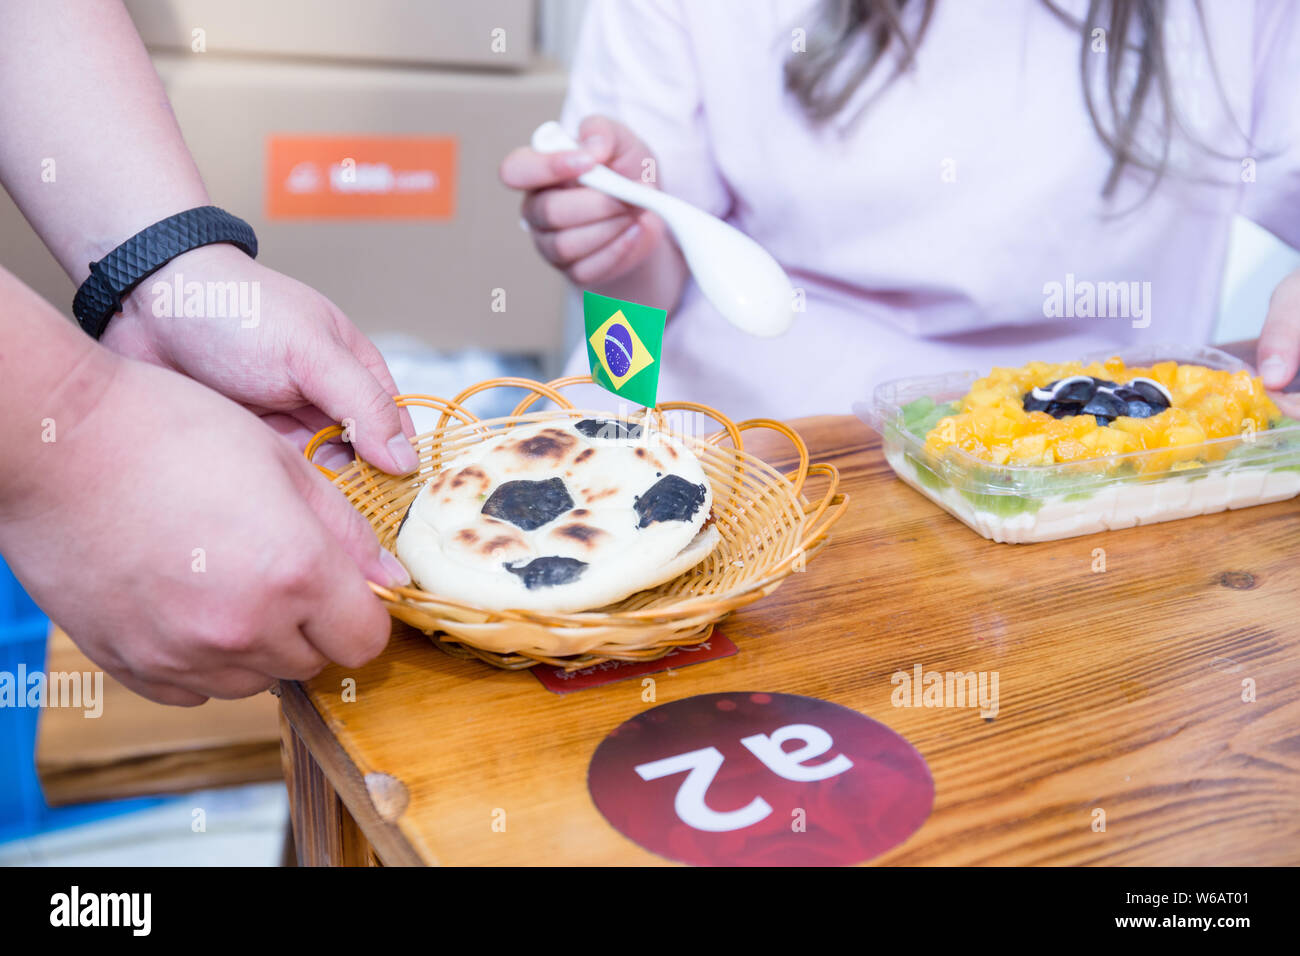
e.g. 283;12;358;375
504;556;588;589
575;418;643;440
633;475;707;528
1022;375;1171;426
481;477;574;530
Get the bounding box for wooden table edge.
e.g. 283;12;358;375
278;680;425;866
38;740;282;806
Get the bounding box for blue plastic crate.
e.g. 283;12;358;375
1;553;162;844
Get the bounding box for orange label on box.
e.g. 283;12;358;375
266;135;456;220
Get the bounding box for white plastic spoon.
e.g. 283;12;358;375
531;121;796;338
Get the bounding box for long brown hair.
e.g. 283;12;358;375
784;0;1241;198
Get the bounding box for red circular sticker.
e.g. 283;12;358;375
588;692;933;866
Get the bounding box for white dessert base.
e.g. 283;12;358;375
885;449;1300;543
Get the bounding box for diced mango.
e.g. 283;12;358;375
1149;361;1178;387
1008;433;1049;464
922;356;1282;473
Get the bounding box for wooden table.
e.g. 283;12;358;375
37;627;282;805
280;412;1300;866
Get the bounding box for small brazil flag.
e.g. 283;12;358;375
583;290;666;408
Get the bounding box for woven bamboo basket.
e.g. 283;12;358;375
304;376;848;670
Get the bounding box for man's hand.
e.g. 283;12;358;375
103;243;417;473
1258;268;1300;418
0;350;407;706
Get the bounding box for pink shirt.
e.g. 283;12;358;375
559;0;1300;420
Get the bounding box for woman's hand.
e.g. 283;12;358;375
102;244;417;474
0;350;405;706
500;115;672;287
1258;268;1300;417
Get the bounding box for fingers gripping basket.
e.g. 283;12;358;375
305;377;848;670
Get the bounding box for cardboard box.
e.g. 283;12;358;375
124;0;536;70
0;56;568;355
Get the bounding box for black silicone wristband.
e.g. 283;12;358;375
72;206;258;339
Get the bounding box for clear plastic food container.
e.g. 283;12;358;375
855;344;1300;543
